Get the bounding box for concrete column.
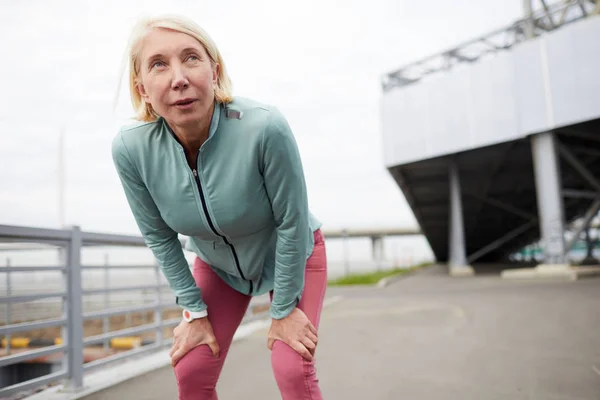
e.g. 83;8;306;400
371;236;385;270
448;159;474;276
531;131;567;266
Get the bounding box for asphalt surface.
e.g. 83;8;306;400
81;265;600;399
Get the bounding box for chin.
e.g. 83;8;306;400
169;112;203;128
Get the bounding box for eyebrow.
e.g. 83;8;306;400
147;47;201;60
179;47;201;54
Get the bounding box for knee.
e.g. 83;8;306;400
174;346;222;393
271;342;315;387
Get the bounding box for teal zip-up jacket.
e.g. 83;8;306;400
111;97;322;320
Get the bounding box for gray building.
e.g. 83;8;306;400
380;1;600;276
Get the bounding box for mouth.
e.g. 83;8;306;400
173;99;196;106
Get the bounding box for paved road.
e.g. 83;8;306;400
83;266;600;399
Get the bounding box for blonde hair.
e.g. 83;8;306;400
119;14;233;122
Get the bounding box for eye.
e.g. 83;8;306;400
186;54;200;62
150;60;166;69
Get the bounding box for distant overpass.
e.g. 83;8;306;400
320;227;423;269
321;227;422;239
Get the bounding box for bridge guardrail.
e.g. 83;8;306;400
0;224;199;399
0;222;413;398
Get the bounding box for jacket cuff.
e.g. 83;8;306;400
269;297;299;320
176;294;207;314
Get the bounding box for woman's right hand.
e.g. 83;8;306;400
169;317;220;366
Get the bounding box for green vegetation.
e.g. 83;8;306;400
327;262;432;286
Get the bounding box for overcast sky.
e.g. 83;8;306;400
0;0;524;262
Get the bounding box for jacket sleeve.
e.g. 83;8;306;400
111;131;207;315
261;108;310;320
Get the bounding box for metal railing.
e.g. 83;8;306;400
0;224;192;399
381;0;600;91
0;222;419;398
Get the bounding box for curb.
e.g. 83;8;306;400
501;264;600;281
376;266;432;288
376;273;404;288
25;295;345;400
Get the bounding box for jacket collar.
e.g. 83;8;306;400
208;100;221;139
162;100;221;144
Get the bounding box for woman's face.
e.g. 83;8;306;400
136;28;219;128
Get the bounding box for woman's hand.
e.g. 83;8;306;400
169;317;220;367
267;308;318;361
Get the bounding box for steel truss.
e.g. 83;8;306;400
382;0;599;91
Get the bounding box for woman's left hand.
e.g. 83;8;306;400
267;307;318;361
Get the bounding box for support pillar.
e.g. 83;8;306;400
448;159;474;276
371;236;385;270
531;132;568;267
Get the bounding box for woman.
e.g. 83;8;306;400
111;14;327;400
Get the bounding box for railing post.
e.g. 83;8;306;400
154;260;163;346
341;229;349;276
6;258;12;355
65;225;84;391
103;253;110;351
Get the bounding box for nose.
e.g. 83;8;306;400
171;65;189;90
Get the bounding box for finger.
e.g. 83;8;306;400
305;330;318;345
301;336;316;354
292;341;313;362
267;328;282;350
170;346;189;367
307;321;318;336
206;338;220;358
169;340;179;358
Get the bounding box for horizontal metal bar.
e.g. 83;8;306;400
0;242;64;251
0;266;66;273
84;323;161;346
84;317;181;346
83;284;169;295
81;265;158;270
83;302;177;320
0;317;67;336
0;344;66;368
161;318;181;328
83;342;168;372
0;224;71;242
0;292;66;304
80;231;147;247
0;369;67;399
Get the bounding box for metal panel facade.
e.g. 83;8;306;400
381;17;600;167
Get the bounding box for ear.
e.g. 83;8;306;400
136;83;151;103
212;63;220;85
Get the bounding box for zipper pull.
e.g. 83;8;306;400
193;169;198;177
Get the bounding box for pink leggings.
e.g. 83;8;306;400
174;230;328;399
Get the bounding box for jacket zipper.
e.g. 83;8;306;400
191;154;253;294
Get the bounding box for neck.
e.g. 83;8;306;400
170;101;215;157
